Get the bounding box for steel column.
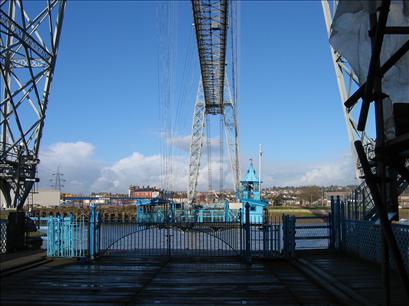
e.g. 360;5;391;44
0;0;67;210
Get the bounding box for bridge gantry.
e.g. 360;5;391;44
188;0;240;205
321;0;409;219
0;0;66;210
322;0;409;298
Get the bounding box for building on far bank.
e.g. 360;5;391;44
324;191;352;202
0;189;61;209
128;185;162;199
26;189;61;208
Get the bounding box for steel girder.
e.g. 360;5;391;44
0;0;66;210
321;0;374;180
223;77;240;195
192;0;228;115
321;0;408;200
322;1;409;296
187;82;206;204
187;78;240;205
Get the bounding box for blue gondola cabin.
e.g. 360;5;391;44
240;160;268;224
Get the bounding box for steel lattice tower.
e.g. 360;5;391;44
321;0;375;180
187;0;240;205
0;0;66;210
321;1;409;296
50;165;65;192
321;0;408;206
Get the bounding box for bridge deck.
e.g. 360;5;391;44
1;252;408;305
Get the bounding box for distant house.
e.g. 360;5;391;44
0;189;61;209
27;189;61;208
128;185;162;199
324;191;352;201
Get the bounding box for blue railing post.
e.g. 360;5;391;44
238;208;242;224
198;209;203;223
57;216;62;256
335;195;341;250
263;224;269;256
89;203;96;260
354;190;359;220
96;211;101;256
47;216;54;257
340;199;346;250
282;215;296;257
224;200;229;223
68;214;74;257
244;202;251;264
171;202;176;223
330;196;335;249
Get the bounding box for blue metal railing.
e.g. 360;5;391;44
100;222;244;257
294;216;331;250
282;215;295;256
99;221;282;258
135;208;241;224
328;196;409;272
47;215;88;257
45;204;283;259
343;220;409;273
137;211;165;223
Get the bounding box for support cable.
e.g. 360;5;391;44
206;116;212;197
219;115;224;198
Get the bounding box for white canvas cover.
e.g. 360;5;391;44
329;0;409;138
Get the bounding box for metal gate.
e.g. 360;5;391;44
294;216;331;250
47;205;283;259
100;222;243;257
99;221;282;258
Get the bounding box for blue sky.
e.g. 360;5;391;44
37;1;357;193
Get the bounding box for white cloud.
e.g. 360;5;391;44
163;133;222;154
91;153;188;193
38;141;103;194
164;134;191;153
259;153;357;187
37;141;357;195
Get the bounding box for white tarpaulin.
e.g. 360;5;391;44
330;0;409;137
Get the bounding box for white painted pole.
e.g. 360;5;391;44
259;144;263;193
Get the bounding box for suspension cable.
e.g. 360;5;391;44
206;117;212;199
219;114;224;198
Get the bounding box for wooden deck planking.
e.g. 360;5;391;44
4;252;407;305
130;258;337;305
1;257;166;305
2;256;338;306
